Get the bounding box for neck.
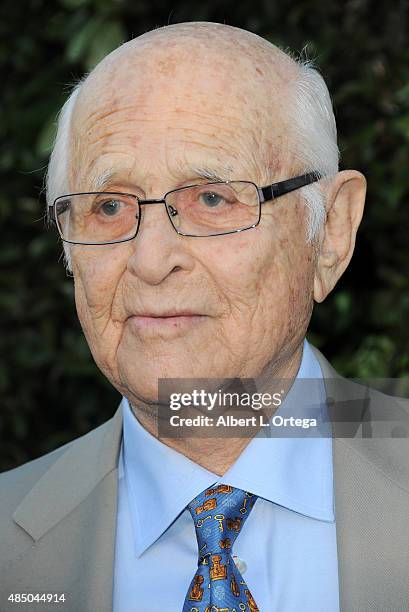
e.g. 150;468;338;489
129;342;304;475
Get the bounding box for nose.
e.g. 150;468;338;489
126;198;194;285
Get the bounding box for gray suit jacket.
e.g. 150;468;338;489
1;345;409;612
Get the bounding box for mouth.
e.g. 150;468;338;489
131;310;203;318
126;311;208;333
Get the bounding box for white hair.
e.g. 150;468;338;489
290;59;340;243
46;82;82;207
46;54;339;266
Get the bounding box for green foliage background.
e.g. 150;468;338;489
1;0;408;471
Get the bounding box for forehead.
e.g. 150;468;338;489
70;39;291;189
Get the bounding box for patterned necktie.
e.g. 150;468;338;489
182;483;260;612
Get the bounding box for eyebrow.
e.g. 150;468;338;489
88;164;236;193
89;168;122;192
188;165;235;183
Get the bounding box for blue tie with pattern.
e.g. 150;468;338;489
182;484;260;612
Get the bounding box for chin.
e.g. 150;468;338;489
119;364;190;404
120;357;229;405
126;384;162;404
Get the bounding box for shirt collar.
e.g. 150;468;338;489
222;338;334;522
121;338;334;557
121;398;219;557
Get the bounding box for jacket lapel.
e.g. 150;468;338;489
10;404;124;612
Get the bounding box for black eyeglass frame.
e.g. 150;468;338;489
48;171;321;245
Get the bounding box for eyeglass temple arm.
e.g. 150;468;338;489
259;172;321;203
48;205;56;223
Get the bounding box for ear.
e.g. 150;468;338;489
313;170;367;303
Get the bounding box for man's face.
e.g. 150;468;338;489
69;41;316;402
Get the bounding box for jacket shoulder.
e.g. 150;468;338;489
0;420;113;526
310;343;409;491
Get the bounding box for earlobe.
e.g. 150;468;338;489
313;170;367;303
313;250;340;303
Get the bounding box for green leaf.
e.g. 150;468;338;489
85;20;126;71
36;116;57;157
65;18;104;64
394;115;409;140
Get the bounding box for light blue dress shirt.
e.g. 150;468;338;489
113;339;340;611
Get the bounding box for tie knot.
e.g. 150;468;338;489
188;484;257;557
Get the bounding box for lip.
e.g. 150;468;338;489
126;313;207;333
130;310;202;318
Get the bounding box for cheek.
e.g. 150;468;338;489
203;229;282;302
72;247;129;324
202;237;262;313
267;235;316;342
205;224;314;330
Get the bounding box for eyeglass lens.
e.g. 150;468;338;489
54;182;260;244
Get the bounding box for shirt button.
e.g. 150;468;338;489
233;555;247;574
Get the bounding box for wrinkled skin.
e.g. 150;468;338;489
67;24;366;471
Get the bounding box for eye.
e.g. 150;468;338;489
55;199;70;216
199;191;225;208
98;199;122;216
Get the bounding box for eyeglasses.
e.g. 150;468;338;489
48;172;320;245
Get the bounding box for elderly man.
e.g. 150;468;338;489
1;21;409;612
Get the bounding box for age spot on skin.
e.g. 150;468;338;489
158;58;178;77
